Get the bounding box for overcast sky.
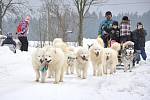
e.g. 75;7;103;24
29;0;150;15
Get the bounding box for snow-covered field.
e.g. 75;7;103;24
0;39;150;100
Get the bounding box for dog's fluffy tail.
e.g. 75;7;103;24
111;42;121;52
96;37;104;48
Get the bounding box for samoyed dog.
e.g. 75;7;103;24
32;48;45;82
102;48;118;74
75;47;89;79
44;47;65;84
89;43;104;76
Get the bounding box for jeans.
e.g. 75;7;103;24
135;47;147;62
101;35;110;48
140;47;147;60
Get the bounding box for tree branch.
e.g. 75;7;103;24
2;0;26;17
2;0;13;17
74;0;80;13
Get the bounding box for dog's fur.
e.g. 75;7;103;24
53;38;63;46
111;42;121;52
97;37;104;47
75;47;89;79
32;48;45;82
53;38;68;52
121;41;135;72
44;47;65;84
89;43;104;76
102;48;118;74
66;55;76;74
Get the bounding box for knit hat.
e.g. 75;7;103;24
122;16;129;21
112;21;118;26
137;22;143;29
137;22;143;26
105;11;112;16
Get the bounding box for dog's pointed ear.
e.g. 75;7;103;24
87;43;93;49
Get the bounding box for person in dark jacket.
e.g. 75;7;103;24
110;21;120;44
132;22;147;64
1;32;16;53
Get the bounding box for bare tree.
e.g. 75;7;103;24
0;0;29;35
73;0;106;46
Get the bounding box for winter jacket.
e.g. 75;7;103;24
131;29;147;50
98;19;113;37
110;27;120;43
120;21;131;36
17;20;29;37
1;37;16;53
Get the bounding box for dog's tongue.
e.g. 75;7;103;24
45;62;48;66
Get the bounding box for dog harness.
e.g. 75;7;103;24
40;62;48;73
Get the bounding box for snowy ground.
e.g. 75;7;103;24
0;40;150;100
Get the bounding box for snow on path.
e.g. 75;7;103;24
0;46;150;100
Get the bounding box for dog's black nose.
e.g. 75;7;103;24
45;58;47;61
96;52;99;56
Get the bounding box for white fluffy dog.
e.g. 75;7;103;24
89;43;104;76
75;47;89;79
32;48;45;82
102;48;118;74
44;47;65;84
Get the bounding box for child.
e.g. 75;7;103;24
1;32;16;53
120;16;131;43
110;21;120;45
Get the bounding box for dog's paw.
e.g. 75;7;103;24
82;77;87;79
35;79;39;82
59;80;63;82
53;81;59;84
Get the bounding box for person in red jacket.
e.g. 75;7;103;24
16;16;30;51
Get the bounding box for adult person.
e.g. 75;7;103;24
16;16;30;51
132;22;147;64
98;11;114;48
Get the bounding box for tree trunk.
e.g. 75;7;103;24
0;16;2;35
0;1;3;35
78;14;83;46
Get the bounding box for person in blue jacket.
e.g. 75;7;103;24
98;11;114;48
